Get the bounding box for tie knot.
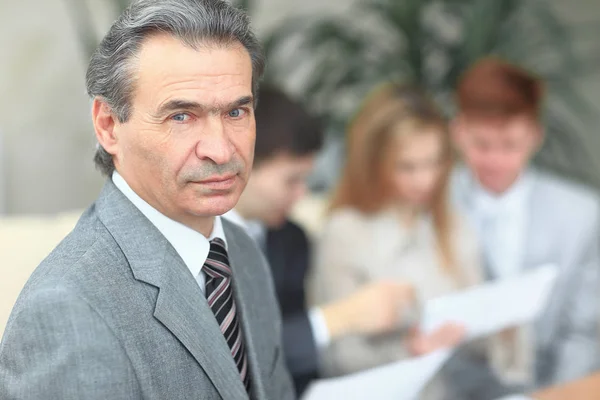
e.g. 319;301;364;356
210;237;227;252
204;238;231;279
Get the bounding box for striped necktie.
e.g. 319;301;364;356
203;238;251;394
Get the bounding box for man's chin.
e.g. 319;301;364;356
184;191;241;217
211;195;241;216
480;177;513;194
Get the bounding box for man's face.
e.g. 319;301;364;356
453;115;541;194
243;153;315;228
108;34;255;224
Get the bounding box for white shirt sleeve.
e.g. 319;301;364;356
308;307;331;349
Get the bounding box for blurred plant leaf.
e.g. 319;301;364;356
262;0;600;188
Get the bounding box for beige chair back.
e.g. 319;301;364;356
0;210;81;335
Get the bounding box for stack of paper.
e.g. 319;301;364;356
302;265;559;400
302;349;452;400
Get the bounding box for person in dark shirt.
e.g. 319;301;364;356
224;86;416;395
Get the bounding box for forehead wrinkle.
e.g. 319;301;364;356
158;71;246;88
136;41;251;90
140;47;250;88
154;69;249;95
153;73;246;98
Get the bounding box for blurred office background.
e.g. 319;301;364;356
0;0;599;215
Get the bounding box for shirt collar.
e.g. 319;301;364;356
465;168;533;214
112;171;227;278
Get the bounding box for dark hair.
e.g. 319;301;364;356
457;56;544;120
86;0;264;176
253;86;323;166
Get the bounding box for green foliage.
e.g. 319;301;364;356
263;0;600;187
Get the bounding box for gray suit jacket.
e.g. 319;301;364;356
0;181;295;400
452;166;600;388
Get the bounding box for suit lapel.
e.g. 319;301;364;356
522;176;538;271
522;171;553;270
96;181;247;399
225;221;270;400
152;247;248;399
521;173;562;346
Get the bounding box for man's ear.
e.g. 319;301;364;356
92;98;119;156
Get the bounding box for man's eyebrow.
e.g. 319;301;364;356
154;95;254;118
228;95;254;110
155;100;203;117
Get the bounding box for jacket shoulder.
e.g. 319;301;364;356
535;171;600;215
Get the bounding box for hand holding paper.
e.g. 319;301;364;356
408;323;465;356
303;265;559;400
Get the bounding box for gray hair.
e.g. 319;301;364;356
86;0;265;176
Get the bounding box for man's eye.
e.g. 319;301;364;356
228;108;246;118
172;113;190;122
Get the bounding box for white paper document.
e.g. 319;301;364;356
303;266;558;400
421;264;559;339
494;395;534;400
302;349;452;400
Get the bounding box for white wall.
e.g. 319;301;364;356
0;0;598;214
0;0;119;214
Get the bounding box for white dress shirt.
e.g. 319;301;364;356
461;170;533;279
452;168;537;385
113;171;226;293
223;209;331;349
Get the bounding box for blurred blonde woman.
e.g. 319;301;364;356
310;84;484;389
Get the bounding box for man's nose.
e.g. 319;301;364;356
195;116;235;165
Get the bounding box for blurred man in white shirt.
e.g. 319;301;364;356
451;57;600;388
